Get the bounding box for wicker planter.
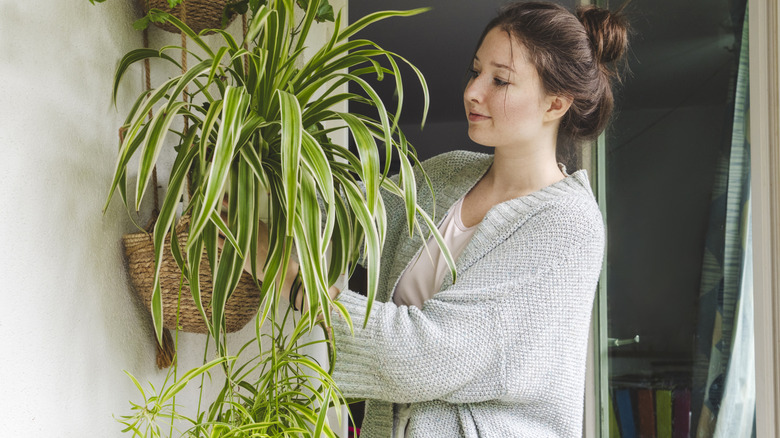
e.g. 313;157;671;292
123;215;261;334
137;0;239;34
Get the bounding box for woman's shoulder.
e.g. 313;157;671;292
418;150;493;175
498;170;604;242
532;185;605;251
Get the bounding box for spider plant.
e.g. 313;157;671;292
119;308;342;436
107;0;456;434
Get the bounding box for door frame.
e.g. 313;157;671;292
748;0;780;435
583;0;780;436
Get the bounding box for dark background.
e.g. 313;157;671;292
345;0;744;431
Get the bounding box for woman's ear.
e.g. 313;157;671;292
543;95;573;122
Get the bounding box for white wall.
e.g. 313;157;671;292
0;0;346;436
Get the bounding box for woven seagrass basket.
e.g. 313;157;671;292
122;215;261;334
138;0;239;34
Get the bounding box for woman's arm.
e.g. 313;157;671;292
328;199;605;405
330;286;506;405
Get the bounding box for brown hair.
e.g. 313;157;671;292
474;1;629;168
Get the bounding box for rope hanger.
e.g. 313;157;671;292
124;7;249;369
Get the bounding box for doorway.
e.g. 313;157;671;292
593;0;754;436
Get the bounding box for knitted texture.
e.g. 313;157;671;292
330;150;605;437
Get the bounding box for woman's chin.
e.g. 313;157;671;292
467;131;494;148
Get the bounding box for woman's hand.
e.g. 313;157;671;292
283;267;342;313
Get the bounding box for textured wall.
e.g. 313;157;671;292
0;0;346;435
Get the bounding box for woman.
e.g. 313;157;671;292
275;1;628;436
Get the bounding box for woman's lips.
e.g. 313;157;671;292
468;111;489;122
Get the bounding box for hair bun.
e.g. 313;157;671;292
577;4;629;65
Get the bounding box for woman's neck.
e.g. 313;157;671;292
484;144;565;199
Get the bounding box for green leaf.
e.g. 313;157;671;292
293;172;330;327
135;101;189;211
337;113;380;214
234;157;256;272
103;123;148;213
300;130;334;223
132;16;151;31
122;370;146;398
188;86;250;245
277;90;303;236
313;386;331;437
206;46;231;87
396;133;418;237
186;236;210;333
147;144;199;343
116;75;178;155
293;0;319;54
198;99;224;176
209;209;242;259
338;176;382;326
166;128;199;273
160;356;231;403
245;5;272;45
316;2;334;22
147;9;214;57
338;8;430;42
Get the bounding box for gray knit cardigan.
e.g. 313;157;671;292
330;150;605;437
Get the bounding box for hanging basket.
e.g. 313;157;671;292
138;0;240;34
122;215;262;334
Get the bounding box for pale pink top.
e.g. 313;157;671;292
393;196;478;308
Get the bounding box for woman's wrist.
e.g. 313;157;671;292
328;285;342;301
283;267;343;312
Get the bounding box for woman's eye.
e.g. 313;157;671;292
493;77;509;87
468;68;480;78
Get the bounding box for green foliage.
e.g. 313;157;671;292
119;309;343;437
118;356;231;436
107;0;453;435
89;0;335;31
133;10;178;31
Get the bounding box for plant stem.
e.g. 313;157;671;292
170;273;183;437
195;333;210;437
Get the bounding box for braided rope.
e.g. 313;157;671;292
181;33;188;132
243;13;249;75
142;28;160;218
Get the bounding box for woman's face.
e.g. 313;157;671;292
464;27;553;150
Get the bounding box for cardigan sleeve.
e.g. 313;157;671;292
329;287;505;404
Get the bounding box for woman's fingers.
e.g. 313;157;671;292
220;194;229;223
216;226;226;251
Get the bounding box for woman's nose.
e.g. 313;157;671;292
464;78;482;103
